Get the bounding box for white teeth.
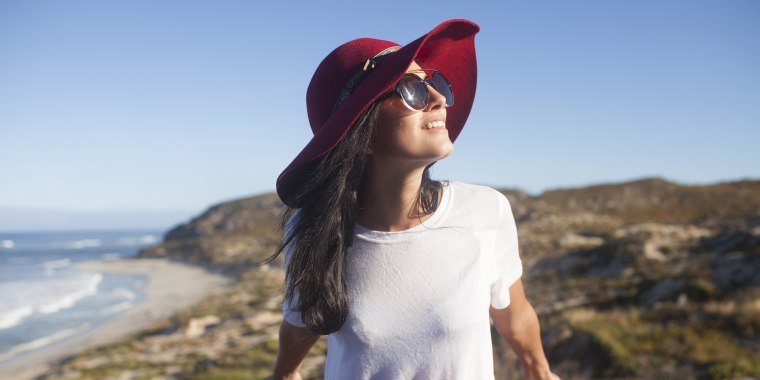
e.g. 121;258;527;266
424;120;446;129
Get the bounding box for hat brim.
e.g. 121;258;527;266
277;19;479;208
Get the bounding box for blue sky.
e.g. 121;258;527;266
1;1;758;230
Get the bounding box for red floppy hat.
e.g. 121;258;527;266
276;19;479;208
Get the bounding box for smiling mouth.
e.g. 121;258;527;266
423;120;446;130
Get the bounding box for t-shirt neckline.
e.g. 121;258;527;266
354;180;453;241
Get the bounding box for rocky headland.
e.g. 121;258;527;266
38;177;760;380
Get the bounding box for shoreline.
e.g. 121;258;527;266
0;258;235;380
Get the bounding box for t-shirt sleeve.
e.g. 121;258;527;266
282;211;307;328
489;191;524;309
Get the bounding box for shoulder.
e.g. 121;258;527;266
445;180;513;227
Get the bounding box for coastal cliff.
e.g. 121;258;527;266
138;192;285;272
40;177;760;379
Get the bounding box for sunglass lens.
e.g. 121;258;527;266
398;75;429;110
431;72;455;107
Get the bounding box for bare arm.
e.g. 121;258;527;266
271;320;319;380
490;279;559;380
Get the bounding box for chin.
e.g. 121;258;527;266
428;149;453;163
438;144;454;158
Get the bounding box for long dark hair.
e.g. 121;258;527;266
264;101;443;336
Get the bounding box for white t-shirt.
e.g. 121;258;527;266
282;180;523;379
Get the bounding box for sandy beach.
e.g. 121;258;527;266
0;258;235;380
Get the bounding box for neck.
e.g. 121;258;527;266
357;159;438;232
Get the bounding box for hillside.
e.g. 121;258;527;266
41;177;760;380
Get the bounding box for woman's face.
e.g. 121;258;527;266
369;61;453;166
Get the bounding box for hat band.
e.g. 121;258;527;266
330;45;401;114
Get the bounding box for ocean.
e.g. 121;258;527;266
0;229;165;365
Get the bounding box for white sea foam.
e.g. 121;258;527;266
0;323;91;362
38;273;102;314
0;240;14;249
43;258;72;276
64;239;101;249
112;287;136;300
0;272;103;330
100;300;133;315
0;306;33;330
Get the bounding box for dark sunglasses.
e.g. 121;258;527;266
380;70;455;111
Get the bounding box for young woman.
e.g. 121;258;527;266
266;19;559;380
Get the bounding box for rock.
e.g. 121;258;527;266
677;293;688;307
639;278;686;305
558;233;605;251
246;310;283;332
642;241;667;262
185;315;221;338
712;251;760;290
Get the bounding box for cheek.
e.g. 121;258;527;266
370;123;399;154
372;117;418;155
372;107;400;151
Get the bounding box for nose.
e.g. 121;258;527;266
424;84;447;112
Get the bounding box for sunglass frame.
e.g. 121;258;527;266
379;70;455;111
